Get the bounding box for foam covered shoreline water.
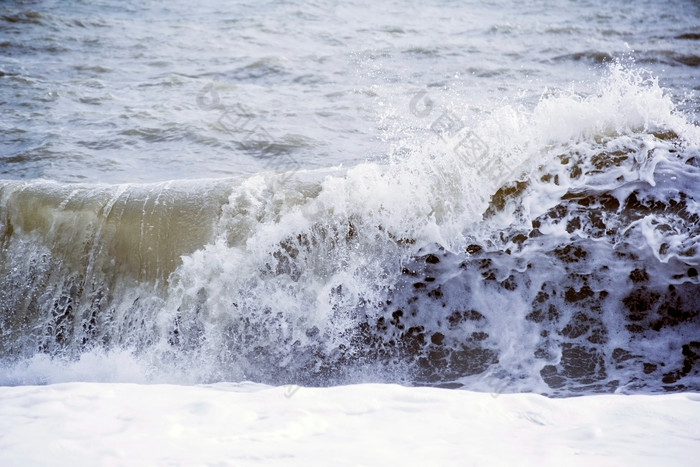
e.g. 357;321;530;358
2;382;699;466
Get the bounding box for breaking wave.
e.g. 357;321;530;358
2;64;699;395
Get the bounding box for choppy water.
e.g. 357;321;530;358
1;0;699;395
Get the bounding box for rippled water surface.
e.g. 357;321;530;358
2;0;699;182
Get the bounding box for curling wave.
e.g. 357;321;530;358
1;64;699;394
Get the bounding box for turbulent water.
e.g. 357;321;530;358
1;0;699;395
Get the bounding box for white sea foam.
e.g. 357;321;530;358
0;382;698;466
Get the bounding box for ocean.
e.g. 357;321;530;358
2;0;700;463
2;0;699;394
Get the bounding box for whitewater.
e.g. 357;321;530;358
1;0;699;464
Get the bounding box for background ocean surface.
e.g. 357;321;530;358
1;0;699;396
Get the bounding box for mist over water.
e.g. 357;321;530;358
1;0;699;395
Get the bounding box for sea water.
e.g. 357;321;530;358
1;0;699;396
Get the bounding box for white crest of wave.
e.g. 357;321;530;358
163;63;696;370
